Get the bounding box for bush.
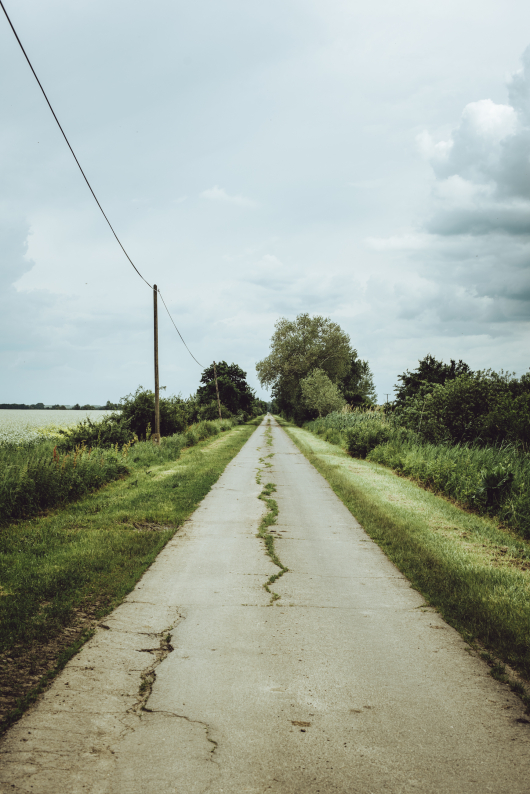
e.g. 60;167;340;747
197;400;232;421
120;387;194;440
397;371;530;449
57;413;135;451
0;441;129;524
345;419;394;458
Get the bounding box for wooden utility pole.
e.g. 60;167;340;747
213;361;222;420
153;285;160;443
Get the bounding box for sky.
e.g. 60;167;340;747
1;0;530;404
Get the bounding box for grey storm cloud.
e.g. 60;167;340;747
2;0;530;403
364;47;530;348
421;48;530;237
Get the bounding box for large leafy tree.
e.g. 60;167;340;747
394;354;472;407
256;313;374;419
197;361;255;415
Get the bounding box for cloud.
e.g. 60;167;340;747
417;51;530;237
365;233;431;251
368;46;530;343
200;186;256;207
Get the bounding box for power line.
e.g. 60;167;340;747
1;0;205;369
0;0;152;289
158;289;204;368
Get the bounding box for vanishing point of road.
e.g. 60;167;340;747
1;417;530;793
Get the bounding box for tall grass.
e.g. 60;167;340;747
0;417;239;525
0;440;129;524
304;410;530;538
367;439;530;537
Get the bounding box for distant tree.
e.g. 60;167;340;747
197;362;255;415
256;313;373;420
394;354;472;407
72;403;82;410
300;369;345;417
252;398;269;416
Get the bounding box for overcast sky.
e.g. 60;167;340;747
1;0;529;404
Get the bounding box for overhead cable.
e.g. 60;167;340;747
158;289;204;368
0;0;152;289
1;1;205;369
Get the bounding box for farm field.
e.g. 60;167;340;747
0;409;113;445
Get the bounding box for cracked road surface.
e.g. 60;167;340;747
2;417;530;793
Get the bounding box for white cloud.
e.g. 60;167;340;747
365;233;431;251
200;186;257;207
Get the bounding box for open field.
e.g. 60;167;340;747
280;419;530;698
0;409;113;445
0;418;260;734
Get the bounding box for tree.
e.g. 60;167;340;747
120;386;191;439
256;313;371;420
399;369;530;447
394;354;472;407
339;353;377;406
197;362;255;416
300;369;345;417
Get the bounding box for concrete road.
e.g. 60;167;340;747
2;417;530;793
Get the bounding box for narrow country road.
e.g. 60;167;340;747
2;417;530;793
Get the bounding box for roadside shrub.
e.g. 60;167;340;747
0;442;128;524
185;429;199;447
57;413;135;451
345;419;394;458
120;387;193;439
398;371;530;449
197;400;233;421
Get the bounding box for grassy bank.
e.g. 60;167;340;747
0;418;239;525
279;419;530;694
0;417;261;733
305;411;530;538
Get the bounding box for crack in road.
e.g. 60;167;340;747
128;623;179;716
142;709;219;761
256;418;289;605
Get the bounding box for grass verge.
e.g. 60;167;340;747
0;418;260;734
304;412;530;538
278;418;530;703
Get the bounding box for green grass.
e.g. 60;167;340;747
304;411;530;538
279;419;530;692
0;418;240;525
0;417;261;732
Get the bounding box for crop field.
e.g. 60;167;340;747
0;409;113;445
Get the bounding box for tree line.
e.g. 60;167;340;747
255;313;530;449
